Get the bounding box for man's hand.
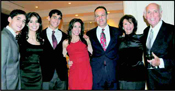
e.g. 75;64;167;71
147;52;160;66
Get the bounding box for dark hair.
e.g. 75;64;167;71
67;18;87;46
94;6;108;15
9;9;26;19
49;9;62;19
118;14;137;35
18;12;43;45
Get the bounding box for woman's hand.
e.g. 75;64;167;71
68;60;73;68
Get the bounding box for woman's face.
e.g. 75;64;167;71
72;22;81;36
27;16;40;32
123;19;134;35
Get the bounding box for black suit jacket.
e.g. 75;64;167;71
40;28;68;82
86;25;122;86
142;21;175;89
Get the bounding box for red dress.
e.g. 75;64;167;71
67;40;93;90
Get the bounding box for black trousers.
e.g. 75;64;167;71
42;70;68;90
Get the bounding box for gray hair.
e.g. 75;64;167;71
143;3;162;15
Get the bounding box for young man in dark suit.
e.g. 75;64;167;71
143;3;175;90
1;9;26;90
40;9;68;90
86;6;122;90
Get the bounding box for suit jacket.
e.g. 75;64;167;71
142;21;175;89
1;28;21;90
40;28;68;82
86;25;122;86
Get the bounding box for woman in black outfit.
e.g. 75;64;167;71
17;12;43;90
118;15;146;90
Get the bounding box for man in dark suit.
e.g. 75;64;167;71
86;6;122;90
1;9;26;90
40;9;68;90
143;3;175;90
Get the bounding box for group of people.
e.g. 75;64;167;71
1;2;174;90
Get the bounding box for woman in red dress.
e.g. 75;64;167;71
62;18;93;90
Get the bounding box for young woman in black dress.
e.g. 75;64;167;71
17;12;43;90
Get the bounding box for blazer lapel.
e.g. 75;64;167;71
92;28;105;51
151;22;166;53
105;26;116;52
5;28;18;48
43;29;54;49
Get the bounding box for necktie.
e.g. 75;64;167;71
100;29;106;51
15;36;18;43
147;29;153;52
52;31;57;49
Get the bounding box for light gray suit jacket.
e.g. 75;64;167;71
1;28;21;90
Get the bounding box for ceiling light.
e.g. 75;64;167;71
35;6;38;9
68;2;71;4
90;22;92;23
107;12;110;14
75;14;78;16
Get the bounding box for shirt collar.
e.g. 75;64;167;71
6;26;16;38
47;26;59;33
150;20;163;34
97;25;109;32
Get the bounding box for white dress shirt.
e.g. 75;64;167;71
146;20;164;68
96;25;111;49
46;27;62;47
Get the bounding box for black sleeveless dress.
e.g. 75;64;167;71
19;40;43;90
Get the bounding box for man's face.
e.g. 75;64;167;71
144;4;162;28
94;8;108;28
8;14;26;32
49;13;61;30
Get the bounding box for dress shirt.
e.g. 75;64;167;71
146;20;164;68
46;27;62;47
96;25;110;49
6;26;16;38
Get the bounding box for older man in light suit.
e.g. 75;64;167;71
1;9;26;90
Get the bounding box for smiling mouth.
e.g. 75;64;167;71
150;18;155;21
127;29;132;31
18;26;22;29
31;26;37;29
75;31;79;34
